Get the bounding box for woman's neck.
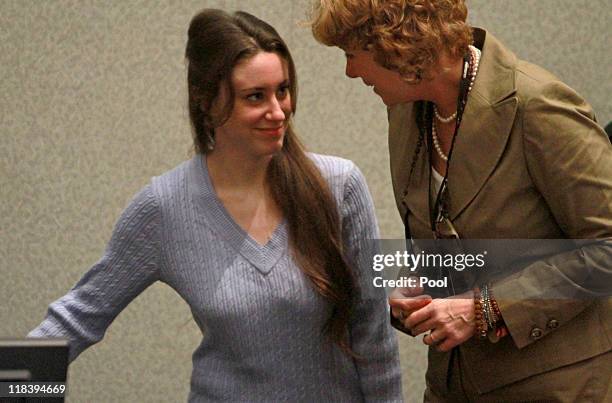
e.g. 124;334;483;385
206;149;271;193
428;53;465;117
205;149;282;245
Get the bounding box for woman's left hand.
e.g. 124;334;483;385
404;290;476;352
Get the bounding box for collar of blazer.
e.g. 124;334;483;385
389;28;520;230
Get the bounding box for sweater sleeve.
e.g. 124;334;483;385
28;185;163;361
342;165;403;402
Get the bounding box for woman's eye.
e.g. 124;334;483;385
246;92;264;102
277;86;289;99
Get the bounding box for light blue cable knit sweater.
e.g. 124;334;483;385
29;153;402;402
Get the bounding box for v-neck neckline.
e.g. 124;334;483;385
190;155;288;274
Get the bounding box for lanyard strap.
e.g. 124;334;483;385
428;52;472;233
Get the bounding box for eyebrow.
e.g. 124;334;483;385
236;79;290;93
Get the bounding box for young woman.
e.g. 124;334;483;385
29;9;402;402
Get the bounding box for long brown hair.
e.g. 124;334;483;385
185;9;357;352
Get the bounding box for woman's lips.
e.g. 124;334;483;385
257;127;284;136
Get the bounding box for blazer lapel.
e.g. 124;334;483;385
448;94;518;220
448;29;519;220
389;29;522;229
388;102;431;231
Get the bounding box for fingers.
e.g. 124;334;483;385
423;329;456;352
403;300;433;329
422;314;476;352
389;293;431;310
423;330;441;346
423;331;435;345
388;284;427;325
389;284;424;299
390;305;404;321
389;295;432;324
410;317;437;337
405;297;469;330
391;296;476;350
428;332;463;353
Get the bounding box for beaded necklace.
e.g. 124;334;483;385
402;45;480;239
431;45;481;162
429;46;478;232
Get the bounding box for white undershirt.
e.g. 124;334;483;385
431;166;444;196
430;167;445;223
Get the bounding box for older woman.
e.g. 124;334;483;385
28;9;402;402
311;0;612;401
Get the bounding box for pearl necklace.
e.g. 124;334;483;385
431;120;448;161
467;45;481;93
433;107;457;124
433;45;481;124
431;45;481;162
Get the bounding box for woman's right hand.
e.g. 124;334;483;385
388;284;432;330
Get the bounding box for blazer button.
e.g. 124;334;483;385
530;327;543;340
547;319;560;329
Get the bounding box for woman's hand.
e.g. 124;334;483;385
388;283;431;329
404;290;476;352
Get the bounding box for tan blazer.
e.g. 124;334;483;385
388;28;612;393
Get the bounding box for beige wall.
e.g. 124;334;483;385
1;1;609;401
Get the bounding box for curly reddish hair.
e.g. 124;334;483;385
311;0;473;83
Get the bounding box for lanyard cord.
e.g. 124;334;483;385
428;52;473;233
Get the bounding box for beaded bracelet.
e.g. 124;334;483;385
482;284;500;329
475;284;509;342
489;285;502;321
473;286;487;339
489;285;508;341
481;285;492;328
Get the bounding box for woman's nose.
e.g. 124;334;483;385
265;97;286;121
345;59;357;78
